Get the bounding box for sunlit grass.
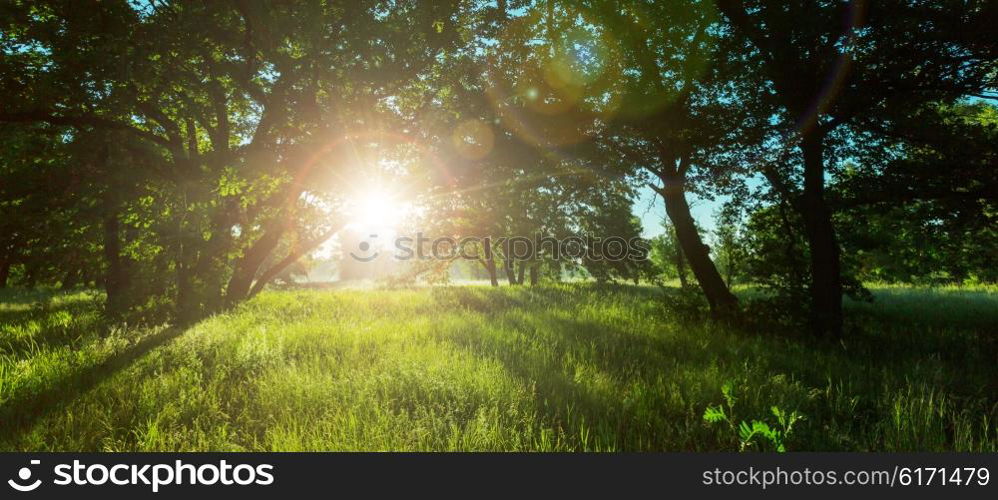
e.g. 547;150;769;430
0;284;994;451
0;289;156;407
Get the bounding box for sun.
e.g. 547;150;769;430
346;186;409;234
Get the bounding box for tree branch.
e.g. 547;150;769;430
247;221;346;298
0;111;174;150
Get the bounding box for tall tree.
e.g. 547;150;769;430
1;0;461;321
718;0;998;337
570;0;746;316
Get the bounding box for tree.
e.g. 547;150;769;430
835;101;998;283
714;205;747;288
648;218;693;288
400;0;643;288
1;0;461;321
718;0;998;337
571;0;750;316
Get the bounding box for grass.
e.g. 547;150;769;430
0;284;995;451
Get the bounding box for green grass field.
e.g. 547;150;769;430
1;284;995;451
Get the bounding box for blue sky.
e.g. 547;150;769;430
633;185;725;239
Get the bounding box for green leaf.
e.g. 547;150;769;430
721;382;735;407
703;405;727;423
753;421;775;440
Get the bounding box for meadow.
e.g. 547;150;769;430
0;284;995;452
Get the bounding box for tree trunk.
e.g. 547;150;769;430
80;267;96;289
659;177;738;317
673;228;689;288
225;221;287;306
23;265;39;289
172;184;200;323
247;222;345;299
529;263;539;286
800;134;844;339
175;233;197;324
485;256;499;286
504;261;517;285
502;240;517;285
0;256;10;288
516;261;526;284
188;203;239;314
102;198;129;315
724;253;733;288
61;267;80;290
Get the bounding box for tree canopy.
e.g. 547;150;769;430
2;0;995;337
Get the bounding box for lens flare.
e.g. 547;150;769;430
452;119;495;160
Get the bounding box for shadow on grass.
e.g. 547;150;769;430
847;287;998;330
0;302;107;360
0;288;99;306
426;295;734;449
0;326;185;445
427;284;997;449
437;284;996;383
428;283;660;315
